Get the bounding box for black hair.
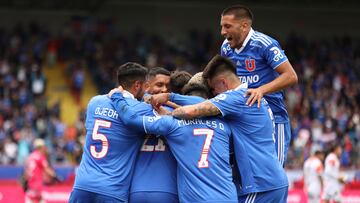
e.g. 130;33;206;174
148;67;171;78
329;142;342;153
117;62;148;89
221;5;253;21
314;150;324;156
170;71;192;94
202;55;237;80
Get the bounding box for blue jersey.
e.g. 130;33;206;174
73;94;153;201
130;135;178;195
221;28;288;123
111;93;238;203
209;85;288;195
131;97;178;196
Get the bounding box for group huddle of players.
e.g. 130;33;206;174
69;5;298;203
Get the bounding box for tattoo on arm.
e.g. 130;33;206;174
172;101;220;119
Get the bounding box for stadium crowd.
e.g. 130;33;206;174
0;19;359;171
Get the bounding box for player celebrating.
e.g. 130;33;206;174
109;86;238;203
169;55;288;202
129;67;179;203
220;5;298;166
303;149;325;203
69;62;151;203
145;67;171;94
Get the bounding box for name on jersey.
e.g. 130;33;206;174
239;75;259;84
95;107;119;119
177;119;225;131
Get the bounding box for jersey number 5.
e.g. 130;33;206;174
90;119;111;159
194;128;214;168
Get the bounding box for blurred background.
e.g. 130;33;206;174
0;0;359;202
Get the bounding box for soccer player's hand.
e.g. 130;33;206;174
150;93;170;108
108;86;124;97
245;88;264;108
165;101;181;109
143;95;152;103
155;106;171;115
53;174;64;183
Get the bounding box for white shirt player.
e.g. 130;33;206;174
304;156;323;200
323;152;342;202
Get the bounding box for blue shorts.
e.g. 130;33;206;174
129;191;179;203
274;122;291;167
238;186;288;203
69;188;125;203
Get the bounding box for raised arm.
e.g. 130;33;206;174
171;100;221;120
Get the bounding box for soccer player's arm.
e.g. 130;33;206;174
149;92;205;107
111;92;174;136
171;100;221;119
169;93;205;105
171;92;236;119
315;163;324;189
111;92;148;133
260;44;298;94
41;157;56;178
245;42;298;107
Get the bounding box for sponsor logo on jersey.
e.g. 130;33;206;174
239;75;259;84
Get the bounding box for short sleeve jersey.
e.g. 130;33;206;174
209;85;288;195
221;28;289;122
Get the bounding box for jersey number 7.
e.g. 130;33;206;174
194;129;214;168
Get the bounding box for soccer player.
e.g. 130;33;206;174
323;144;346;203
145;67;171;94
220;5;298;166
303;149;325;203
129;67;178;203
169;55;288;203
69;62;151;203
109;87;238;203
24;138;56;203
169;70;192;94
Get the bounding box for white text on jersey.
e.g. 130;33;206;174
95;107;119;119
